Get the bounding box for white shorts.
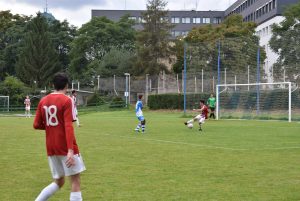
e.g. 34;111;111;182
25;106;30;111
48;154;86;179
195;115;205;124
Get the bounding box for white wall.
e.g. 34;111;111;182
256;16;285;83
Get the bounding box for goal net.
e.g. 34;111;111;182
216;82;294;122
0;96;9;112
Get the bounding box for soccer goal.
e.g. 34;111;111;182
216;82;293;122
0;96;10;112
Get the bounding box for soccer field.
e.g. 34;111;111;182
1;111;300;201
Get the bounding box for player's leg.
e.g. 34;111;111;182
185;114;201;125
135;121;141;132
76;116;80;127
35;156;65;201
135;116;142;132
62;154;85;201
75;109;80;127
70;174;82;201
141;119;146;133
212;108;215;119
35;178;64;201
198;117;205;131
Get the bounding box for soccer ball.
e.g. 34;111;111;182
187;123;193;129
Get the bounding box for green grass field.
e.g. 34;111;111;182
1;110;300;201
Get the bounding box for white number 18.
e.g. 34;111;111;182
43;105;58;126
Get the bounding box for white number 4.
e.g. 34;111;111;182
43;105;59;126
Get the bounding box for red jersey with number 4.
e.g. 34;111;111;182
33;93;79;156
202;105;209;119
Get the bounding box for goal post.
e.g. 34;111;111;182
216;82;292;122
0;96;9;112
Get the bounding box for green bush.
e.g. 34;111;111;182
109;96;126;108
0;76;30;106
148;93;211;110
87;93;106;106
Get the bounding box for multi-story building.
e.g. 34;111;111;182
91;10;224;38
92;0;299;82
225;0;299;82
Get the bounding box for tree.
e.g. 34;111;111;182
49;19;77;71
174;15;265;76
134;0;174;75
0;11;29;80
16;13;60;88
269;2;300;82
0;76;29;105
69;16;136;83
91;47;135;77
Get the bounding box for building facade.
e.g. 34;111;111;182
225;0;298;82
92;0;299;82
91;10;224;38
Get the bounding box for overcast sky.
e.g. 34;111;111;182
1;0;233;27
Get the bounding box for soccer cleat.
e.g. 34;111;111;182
135;129;140;133
199;128;202;131
184;122;187;125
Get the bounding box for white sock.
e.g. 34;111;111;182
70;192;82;201
35;182;59;201
76;118;80;126
187;119;194;124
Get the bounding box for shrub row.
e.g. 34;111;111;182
148;93;211;110
148;90;300;110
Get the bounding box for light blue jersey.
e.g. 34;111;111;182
135;100;144;121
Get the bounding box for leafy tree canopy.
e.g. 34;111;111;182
174;14;265;76
16;13;60;88
134;0;174;75
69;15;136;83
269;2;300;82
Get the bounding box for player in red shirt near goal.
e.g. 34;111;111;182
24;95;31;118
184;100;209;131
33;73;85;201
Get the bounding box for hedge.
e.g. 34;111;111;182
148;93;211;110
148;90;300;110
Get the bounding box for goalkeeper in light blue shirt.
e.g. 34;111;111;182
135;95;146;133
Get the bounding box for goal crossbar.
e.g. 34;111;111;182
216;82;292;122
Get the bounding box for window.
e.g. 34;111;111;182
269;2;272;11
193;17;201;24
171;17;180;24
182;17;191;24
160;17;169;22
203;18;210;24
128;16;137;21
171;30;181;37
182;31;189;36
213;18;221;24
272;0;276;9
138;17;146;23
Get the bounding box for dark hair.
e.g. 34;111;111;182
72;90;76;94
200;100;205;104
53;73;69;91
138;95;143;100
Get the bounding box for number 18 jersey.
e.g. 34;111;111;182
33;93;79;156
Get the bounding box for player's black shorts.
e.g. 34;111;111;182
209;107;215;112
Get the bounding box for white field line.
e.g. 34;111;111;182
101;133;300;151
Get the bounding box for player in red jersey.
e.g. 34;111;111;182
33;73;85;201
24;95;31;118
184;100;209;131
71;90;80;127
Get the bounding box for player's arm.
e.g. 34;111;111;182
64;99;76;167
33;102;45;130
